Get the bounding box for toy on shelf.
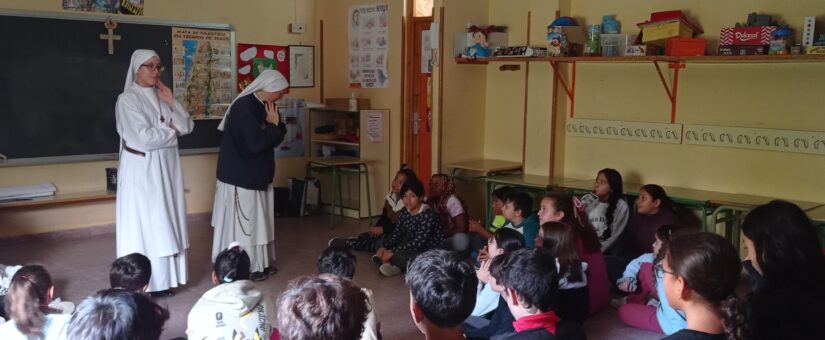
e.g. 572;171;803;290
769;27;793;55
455;25;507;59
546;16;585;57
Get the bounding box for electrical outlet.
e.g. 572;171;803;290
289;23;305;34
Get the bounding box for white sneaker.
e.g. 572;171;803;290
379;263;402;277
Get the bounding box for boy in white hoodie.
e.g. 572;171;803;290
187;243;274;340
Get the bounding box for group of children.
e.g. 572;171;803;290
2;166;823;339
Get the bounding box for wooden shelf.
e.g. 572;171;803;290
0;190;115;209
311;139;359;147
455;54;825;65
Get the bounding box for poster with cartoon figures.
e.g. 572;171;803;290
349;4;389;89
237;44;290;93
171;27;234;120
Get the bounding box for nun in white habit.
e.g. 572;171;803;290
115;49;194;295
212;70;288;281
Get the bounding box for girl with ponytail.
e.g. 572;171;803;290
659;232;746;340
187;242;274;340
537;190;610;315
0;265;69;339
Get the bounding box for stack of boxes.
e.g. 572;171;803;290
634;11;706;56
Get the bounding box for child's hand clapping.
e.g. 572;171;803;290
477;259;492;284
468;219;485;233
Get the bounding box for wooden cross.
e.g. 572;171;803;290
99;17;121;55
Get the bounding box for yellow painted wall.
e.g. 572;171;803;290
563;0;825;202
316;0;403;176
434;0;489;168
485;0;559;175
437;0;825;205
0;0;320;237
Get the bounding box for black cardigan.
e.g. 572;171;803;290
216;94;286;190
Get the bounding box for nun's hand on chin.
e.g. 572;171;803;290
157;81;174;107
264;101;280;125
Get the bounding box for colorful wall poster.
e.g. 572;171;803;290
348;3;389;88
171;27;233;120
274;98;306;158
237;44;289;92
62;0;144;16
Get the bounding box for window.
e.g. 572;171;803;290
414;0;433;17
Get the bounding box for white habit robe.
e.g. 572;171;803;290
115;83;194;292
211;182;276;273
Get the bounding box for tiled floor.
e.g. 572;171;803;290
0;215;661;340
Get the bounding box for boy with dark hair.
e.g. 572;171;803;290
277;274;369;340
489;248;586;340
317;246;380;340
469;185;515;240
406;249;478;340
502;191;540;247
68;288;170;340
110;253;152;293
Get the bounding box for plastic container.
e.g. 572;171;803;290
600;33;632;56
602;15;620;34
348;92;358;111
585;24;601;56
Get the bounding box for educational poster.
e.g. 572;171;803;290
171;27;233;120
274;98;306;158
62;0;144;16
348;4;389;88
237;43;290;92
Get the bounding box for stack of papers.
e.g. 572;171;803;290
0;182;57;200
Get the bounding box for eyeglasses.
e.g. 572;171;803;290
654;263;677;279
140;63;165;72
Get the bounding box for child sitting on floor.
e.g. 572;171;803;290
187;243;274;340
469;185;515;241
488;248;586;339
330;167;418;252
622;184;679;260
317;246;380;340
407;249;477;340
373;176;445;277
0;265;70;339
501;190;540;247
614;224;677;307
660;232;745;340
537;222;590;324
110;253;151;293
429;174;470;252
277;274;369;340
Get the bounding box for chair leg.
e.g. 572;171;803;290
331;168;338;228
301;162;312;220
363;164;373;226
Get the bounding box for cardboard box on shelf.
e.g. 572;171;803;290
637;10;702;47
666;38;706;56
719;26;777;46
718;45;769;56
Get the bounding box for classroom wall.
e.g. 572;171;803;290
0;0;320;237
437;0;825;207
434;0;489;168
563;0;825;202
315;0;403;175
485;0;558;175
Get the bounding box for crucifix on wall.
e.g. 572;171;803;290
99;17;121;55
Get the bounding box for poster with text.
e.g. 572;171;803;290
62;0;144;16
349;3;389;88
237;43;290;93
172;27;233;120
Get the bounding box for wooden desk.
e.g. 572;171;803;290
486;174;569;190
448;159;523;176
707;193;823;211
306;157;373;228
0;190;115;209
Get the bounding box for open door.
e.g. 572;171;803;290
404;15;434;188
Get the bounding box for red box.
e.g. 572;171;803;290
666;38;706;56
718;45;768;56
719;26;777;46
